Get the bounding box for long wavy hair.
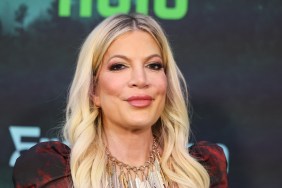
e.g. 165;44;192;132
63;13;210;187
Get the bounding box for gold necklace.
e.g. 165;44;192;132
105;138;168;188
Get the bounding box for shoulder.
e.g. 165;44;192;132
13;141;71;187
189;141;228;188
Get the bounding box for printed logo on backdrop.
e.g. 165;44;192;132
9;126;62;167
9;125;229;172
58;0;189;19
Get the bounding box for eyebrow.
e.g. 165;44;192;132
107;54;163;63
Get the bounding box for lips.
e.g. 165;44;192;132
126;95;153;107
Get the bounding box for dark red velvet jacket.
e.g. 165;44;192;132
13;141;228;187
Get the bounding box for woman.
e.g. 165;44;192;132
13;13;228;188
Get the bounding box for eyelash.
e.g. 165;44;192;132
108;62;164;71
109;63;127;71
146;62;164;71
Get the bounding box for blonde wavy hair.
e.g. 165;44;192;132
63;13;210;187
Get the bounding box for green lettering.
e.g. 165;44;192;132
58;0;188;20
97;0;131;17
80;0;92;17
154;0;188;20
136;0;149;15
58;0;71;17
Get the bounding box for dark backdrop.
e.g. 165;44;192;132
1;0;282;187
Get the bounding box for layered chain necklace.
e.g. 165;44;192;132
105;138;168;188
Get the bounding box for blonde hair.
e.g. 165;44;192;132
63;13;210;187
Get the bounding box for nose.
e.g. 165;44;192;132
128;66;149;88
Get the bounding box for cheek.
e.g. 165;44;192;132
154;75;167;117
98;75;125;99
155;74;167;95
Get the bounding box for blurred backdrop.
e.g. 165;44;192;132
1;0;282;187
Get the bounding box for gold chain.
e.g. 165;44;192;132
105;138;168;187
106;138;158;175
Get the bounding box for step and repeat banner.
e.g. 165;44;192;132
1;0;281;187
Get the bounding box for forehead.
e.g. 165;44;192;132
104;30;162;57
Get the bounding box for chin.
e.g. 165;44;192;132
126;120;156;130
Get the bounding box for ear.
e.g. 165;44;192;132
92;81;101;107
93;94;101;107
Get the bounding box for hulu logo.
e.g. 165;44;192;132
58;0;188;20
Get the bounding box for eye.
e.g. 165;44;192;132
109;63;127;71
146;62;164;71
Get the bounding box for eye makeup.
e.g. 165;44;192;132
108;63;127;71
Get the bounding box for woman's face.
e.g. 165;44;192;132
94;30;167;131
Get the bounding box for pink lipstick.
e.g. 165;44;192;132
126;95;153;107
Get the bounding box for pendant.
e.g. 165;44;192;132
151;171;163;188
128;178;135;188
119;172;128;188
135;177;141;188
144;180;151;188
111;164;120;188
139;181;150;188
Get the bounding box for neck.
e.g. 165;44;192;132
103;126;154;167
